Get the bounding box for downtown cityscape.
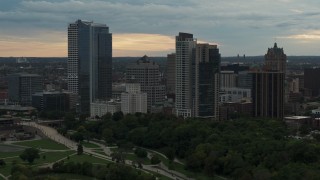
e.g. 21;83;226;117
1;0;320;180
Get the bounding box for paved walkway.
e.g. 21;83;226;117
21;122;192;180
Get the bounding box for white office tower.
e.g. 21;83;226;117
175;32;197;118
121;83;147;114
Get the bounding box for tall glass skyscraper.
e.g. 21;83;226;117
68;20;112;114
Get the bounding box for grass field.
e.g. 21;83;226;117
66;154;111;164
0;151;23;159
36;173;95;180
81;141;100;148
124;153;151;165
13;139;68;150
0;151;75;176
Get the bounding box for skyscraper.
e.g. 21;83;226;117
252;43;286;119
252;72;284;119
126;55;165;111
195;44;220;118
7;73;42;106
68;20;112;113
166;53;176;95
265;43;287;72
175;33;197;118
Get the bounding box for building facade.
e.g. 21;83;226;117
265;43;287;73
175;33;197;118
126;55;165;111
90;100;121;117
166;53;176;95
195;44;220;118
121;83;147;114
32;91;69;112
220;88;251;103
252;72;285;119
67;20;112;114
304;68;320;97
220;71;237;88
7;73;42;106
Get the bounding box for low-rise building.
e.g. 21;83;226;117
90;100;121;118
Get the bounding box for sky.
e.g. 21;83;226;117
0;0;320;57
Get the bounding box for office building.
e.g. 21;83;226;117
304;68;320;97
252;72;284;119
7;73;42;106
195;44;220;118
265;43;287;72
175;32;197;118
90;100;121;117
121;83;147;114
32;91;69;112
67;19;112;113
220;88;251;103
126;55;165;111
166;53;176;95
220;71;237;88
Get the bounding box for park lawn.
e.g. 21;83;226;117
0;151;23;159
0;156;23;176
124;153;151;165
13;139;68;150
0;151;75;177
36;173;95;180
66;154;111;164
81;141;100;148
33;151;75;166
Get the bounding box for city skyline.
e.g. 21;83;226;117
1;0;320;57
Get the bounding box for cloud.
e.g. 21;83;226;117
278;30;320;40
0;0;320;56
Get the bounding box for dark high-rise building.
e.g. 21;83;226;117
67;20;112;113
166;53;176;95
304;68;320;97
126;55;165;111
265;43;287;72
7;73;42;106
32;92;69;112
195;44;220;118
252;72;284;119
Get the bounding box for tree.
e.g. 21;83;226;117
20;148;40;164
0;159;5;167
134;148;147;158
102;128;114;144
112;111;124;121
163;147;175;161
150;155;161;165
77;144;83;155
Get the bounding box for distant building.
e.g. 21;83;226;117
7;73;42;106
220;88;251;103
32;91;70;112
265;43;287;73
237;71;253;89
304;68;320;97
166;53;176;95
195;43;220;118
220;101;252;121
121;83;147;114
67;19;112;114
220;71;237;88
126;55;165;111
175;32;197;118
112;83;126;99
252;71;285;119
90;100;121;117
